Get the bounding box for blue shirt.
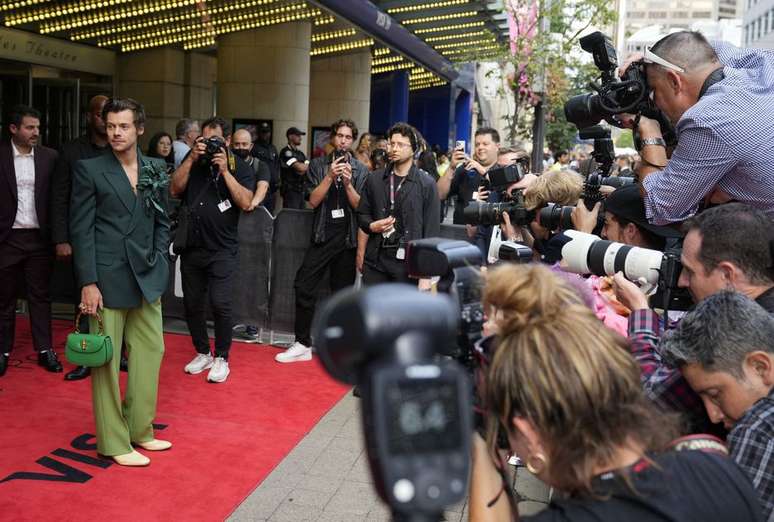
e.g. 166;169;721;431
642;43;774;225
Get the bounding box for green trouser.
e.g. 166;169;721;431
89;299;165;456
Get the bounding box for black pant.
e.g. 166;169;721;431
362;250;410;286
294;230;355;346
181;247;238;359
0;229;52;353
282;189;305;210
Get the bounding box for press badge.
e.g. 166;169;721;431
396;247;406;260
331;208;345;219
218;200;232;213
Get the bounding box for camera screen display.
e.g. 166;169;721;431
385;379;461;456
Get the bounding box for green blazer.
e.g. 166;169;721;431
70;151;170;309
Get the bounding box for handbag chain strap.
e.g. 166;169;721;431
74;311;105;335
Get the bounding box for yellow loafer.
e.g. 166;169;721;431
113;450;150;467
134;439;172;451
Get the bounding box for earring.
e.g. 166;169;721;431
525;452;547;475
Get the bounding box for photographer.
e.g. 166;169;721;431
661;291;774;520
274;119;367;364
357;122;440;287
437;127;500;225
623;31;774;224
470;264;763;521
614;204;774;429
170;117;256;383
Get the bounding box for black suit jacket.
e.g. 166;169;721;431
0;140;58;244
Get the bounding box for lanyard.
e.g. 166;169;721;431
389;173;406;212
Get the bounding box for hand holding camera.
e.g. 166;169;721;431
571;198;602;234
211;150;230;176
189;137;208;162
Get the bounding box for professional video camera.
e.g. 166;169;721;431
311;285;472;522
563;31;676;145
561;230;692;313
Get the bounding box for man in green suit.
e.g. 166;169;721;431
70;98;171;467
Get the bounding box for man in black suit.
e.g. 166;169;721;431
51;94;110;381
0;105;61;376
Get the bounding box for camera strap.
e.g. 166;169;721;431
698;67;725;99
389;173;406;212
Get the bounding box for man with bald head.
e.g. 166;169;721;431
623;31;774;225
231;128;270;212
51;94;111;381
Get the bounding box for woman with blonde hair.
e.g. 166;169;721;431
470;264;763;521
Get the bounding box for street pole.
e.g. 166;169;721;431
530;0;551;172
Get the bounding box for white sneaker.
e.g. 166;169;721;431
207;357;230;383
275;342;312;363
184;353;214;374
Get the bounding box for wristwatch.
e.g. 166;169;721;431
640;137;666;147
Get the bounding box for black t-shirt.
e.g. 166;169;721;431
184;154;257;252
527;450;763;522
245;155;271;184
279;145;307;193
251;141;279;188
324;179;350;231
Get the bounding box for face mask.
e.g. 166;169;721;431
231;148;250;160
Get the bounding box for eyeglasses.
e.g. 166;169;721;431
643;47;685;73
388;141;412;150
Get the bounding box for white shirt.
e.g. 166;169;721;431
173;140;190;169
11;141;39;229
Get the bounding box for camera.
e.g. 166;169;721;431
561;230;692;312
311;284;471;521
564;31;676;145
487;162;525;191
539;203;575;231
463;190;534;227
202;136;226;159
487;226;533;264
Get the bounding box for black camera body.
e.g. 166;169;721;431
488;162;525;191
463;190;534;227
311;285;472;520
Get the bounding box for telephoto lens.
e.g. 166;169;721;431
601;176;635;188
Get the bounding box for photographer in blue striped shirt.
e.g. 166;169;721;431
622;31;774;225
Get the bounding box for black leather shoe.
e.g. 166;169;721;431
38;350;63;373
0;353;8;377
120;355;128;372
65;365;90;381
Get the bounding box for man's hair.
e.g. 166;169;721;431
201;116;230;137
102;98;145;128
662;291;774;378
498;144;531;172
524;169;583;210
553;150;568;162
175;118;198;139
610;214;666;251
387;122;419;152
683;203;774;285
475;127;500;144
7;105;41;127
331;118;358;141
650;31;719;73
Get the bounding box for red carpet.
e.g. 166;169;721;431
0;317;348;521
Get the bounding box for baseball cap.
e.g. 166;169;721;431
258;121;271;132
603;184;683;238
286;126;306;137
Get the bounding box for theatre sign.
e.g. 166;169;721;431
0;26;115;75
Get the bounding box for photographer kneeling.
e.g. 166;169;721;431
470;264;763;521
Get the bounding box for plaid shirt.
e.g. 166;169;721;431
628;309;706;422
642;43;774;225
728;389;774;521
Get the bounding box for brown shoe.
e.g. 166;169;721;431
113;450;150;467
134;439;172;451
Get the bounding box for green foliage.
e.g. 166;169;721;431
616;129;634;148
496;0;618;143
545;105;577;152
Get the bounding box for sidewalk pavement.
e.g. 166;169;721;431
229;393;550;522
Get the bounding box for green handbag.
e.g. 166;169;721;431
65;312;114;368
